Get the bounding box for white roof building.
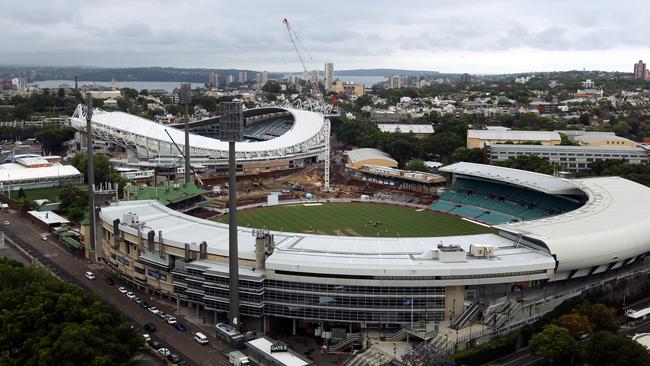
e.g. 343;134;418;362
0;164;83;190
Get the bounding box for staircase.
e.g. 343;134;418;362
344;348;392;366
327;333;361;352
452;302;483;329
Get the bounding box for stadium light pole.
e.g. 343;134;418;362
220;101;243;328
85;93;96;261
179;83;192;184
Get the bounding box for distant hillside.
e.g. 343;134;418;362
0;66;281;83
336;69;443;77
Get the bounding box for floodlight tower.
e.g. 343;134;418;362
220;101;244;327
179;83;192;184
85;93;97;260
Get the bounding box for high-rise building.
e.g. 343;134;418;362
389;75;402;89
226;75;235;85
460;73;471;82
238;71;248;83
256;71;269;85
208;73;219;88
324;62;334;91
634;60;647;80
179;83;192;104
10;78;26;91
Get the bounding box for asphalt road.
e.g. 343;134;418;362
0;211;232;366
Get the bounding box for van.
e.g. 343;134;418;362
194;332;209;345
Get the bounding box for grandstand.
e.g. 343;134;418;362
243;118;293;141
431;163;585;224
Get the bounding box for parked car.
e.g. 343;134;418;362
143;334;151;342
158;348;171;357
174;323;187;332
167;353;182;364
148;306;159;314
156;311;167;319
166;316;177;325
40;234;48;241
126;292;136;299
144;323;156;332
194;332;208;345
133;297;143;304
84;271;96;280
118;286;127;294
147;340;163;350
4;220;9;226
140;301;150;309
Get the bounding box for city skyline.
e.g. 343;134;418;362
1;0;650;74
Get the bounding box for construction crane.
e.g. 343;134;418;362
282;18;331;191
282;18;322;101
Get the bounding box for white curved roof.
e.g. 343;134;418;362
497;177;650;272
0;164;82;182
99;200;555;281
440;162;582;195
346;148;398;165
71;107;325;154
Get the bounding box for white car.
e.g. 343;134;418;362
118;287;127;294
126;292;135;299
143;334;151;342
84;271;96;280
3;220;9;226
148;306;159;314
158;348;171;357
166;316;177;325
41;234;48;241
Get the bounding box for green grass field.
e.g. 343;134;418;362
214;203;493;237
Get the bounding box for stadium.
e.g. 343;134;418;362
93;155;650;351
70;105;330;174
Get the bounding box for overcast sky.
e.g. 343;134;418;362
1;0;649;74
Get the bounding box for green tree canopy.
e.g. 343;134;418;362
405;159;428;172
0;258;143;365
529;324;576;364
579;330;650;366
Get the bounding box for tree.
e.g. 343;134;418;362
495;155;554;175
14;198;36;211
406;159;428;172
422;132;464;162
552;313;593;338
574;302;619;333
262;81;281;93
16;188;25;199
579;331;650;366
451;147;484;163
71;153;113;184
0;258;143;365
529;324;576;364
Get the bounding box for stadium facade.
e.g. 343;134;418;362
95;162;650;337
70;105;330;174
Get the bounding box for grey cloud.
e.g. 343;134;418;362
0;0;649;71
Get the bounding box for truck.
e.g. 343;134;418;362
228;351;250;366
216;322;245;349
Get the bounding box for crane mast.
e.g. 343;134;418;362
282;18;330;191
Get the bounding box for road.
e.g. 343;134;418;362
0;211;232;366
495;348;546;366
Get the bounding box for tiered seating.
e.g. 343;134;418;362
431;177;582;225
450;205;484;218
430;201;457;212
478;212;513;225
